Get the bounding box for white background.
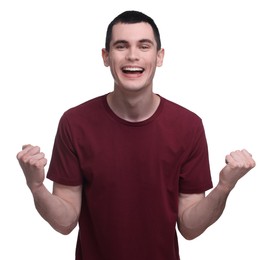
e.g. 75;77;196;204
1;0;272;259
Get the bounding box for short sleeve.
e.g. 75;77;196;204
47;113;83;186
179;120;213;193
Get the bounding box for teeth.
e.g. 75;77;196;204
123;67;143;72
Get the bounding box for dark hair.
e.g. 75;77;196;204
105;10;161;51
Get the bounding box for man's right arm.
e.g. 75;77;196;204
17;145;82;235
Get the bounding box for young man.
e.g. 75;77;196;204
17;10;256;260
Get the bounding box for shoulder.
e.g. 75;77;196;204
59;94;107;121
56;94;108;129
160;96;202;124
66;94;107;115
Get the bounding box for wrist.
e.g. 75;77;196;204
217;179;236;194
28;181;44;195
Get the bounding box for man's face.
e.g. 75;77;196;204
102;22;164;93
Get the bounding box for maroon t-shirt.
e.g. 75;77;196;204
47;94;213;260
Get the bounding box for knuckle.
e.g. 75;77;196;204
16;153;22;160
21;155;30;164
28;157;36;165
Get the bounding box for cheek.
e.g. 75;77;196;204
148;59;159;73
109;62;121;79
109;55;121;69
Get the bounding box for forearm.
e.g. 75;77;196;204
17;145;80;234
31;184;78;235
178;182;231;240
178;149;255;240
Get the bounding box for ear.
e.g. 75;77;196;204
102;48;109;67
156;48;165;67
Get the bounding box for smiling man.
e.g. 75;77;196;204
17;10;255;260
102;20;164;122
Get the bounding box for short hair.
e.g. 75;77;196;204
105;10;161;51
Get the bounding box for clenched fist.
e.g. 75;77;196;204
16;145;47;192
220;149;256;191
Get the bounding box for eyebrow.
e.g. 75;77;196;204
112;40;128;46
139;39;155;45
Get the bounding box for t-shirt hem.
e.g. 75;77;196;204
179;183;213;194
47;174;82;186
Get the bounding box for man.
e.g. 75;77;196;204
17;10;256;260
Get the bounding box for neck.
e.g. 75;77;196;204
107;90;160;122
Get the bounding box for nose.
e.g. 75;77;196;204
126;47;139;61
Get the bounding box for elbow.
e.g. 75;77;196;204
181;234;197;241
58;227;74;235
177;222;205;240
51;221;77;235
178;228;200;241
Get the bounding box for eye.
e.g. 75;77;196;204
141;45;149;49
139;44;151;51
115;44;127;50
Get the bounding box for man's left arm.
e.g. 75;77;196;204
177;149;256;240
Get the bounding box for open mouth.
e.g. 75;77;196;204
122;67;144;74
